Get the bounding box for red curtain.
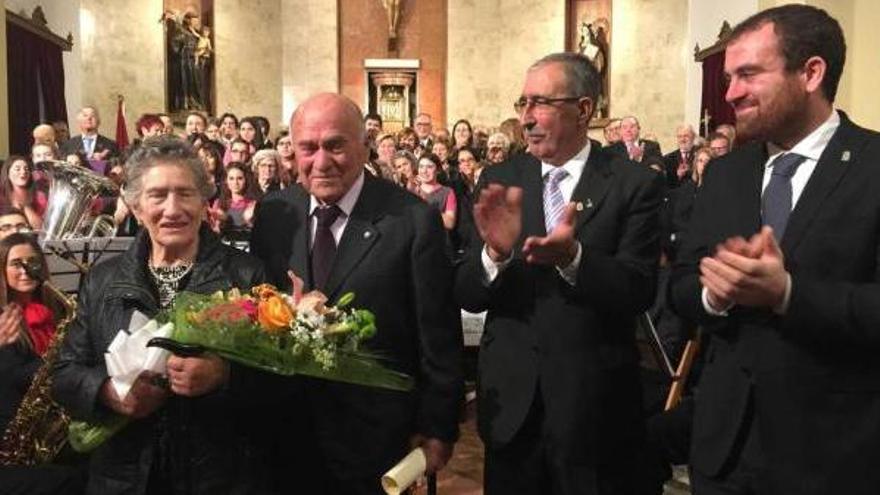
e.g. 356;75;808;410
700;50;735;137
37;39;68;127
6;20;68;155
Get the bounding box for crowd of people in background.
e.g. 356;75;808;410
2;93;738;264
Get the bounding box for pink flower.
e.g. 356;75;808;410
237;299;258;321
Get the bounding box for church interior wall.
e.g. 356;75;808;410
609;0;688;152
214;0;283;132
446;0;565;138
685;0;757;134
339;0;447;128
2;0;878;153
281;0;338;129
79;0;164;141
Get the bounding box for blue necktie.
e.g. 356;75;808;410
84;136;95;157
762;152;807;240
543;167;569;233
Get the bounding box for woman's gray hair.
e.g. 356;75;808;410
123;136;216;207
252;149;282;168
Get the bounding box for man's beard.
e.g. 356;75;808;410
735;81;807;146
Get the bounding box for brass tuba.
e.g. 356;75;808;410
38;160;118;242
0;263;78;465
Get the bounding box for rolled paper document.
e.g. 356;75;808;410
381;447;427;495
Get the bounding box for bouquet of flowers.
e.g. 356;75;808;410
69;284;412;453
166;284;413;390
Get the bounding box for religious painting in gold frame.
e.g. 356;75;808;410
162;0;215;117
566;0;612;128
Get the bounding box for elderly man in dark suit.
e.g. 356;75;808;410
59;106;119;160
662;124;696;189
671;5;880;494
606;115;663;166
455;52;663;495
250;93;463;495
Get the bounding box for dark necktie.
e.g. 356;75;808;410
761;153;807;240
311;205;342;290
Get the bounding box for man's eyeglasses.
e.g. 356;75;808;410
514;96;583;114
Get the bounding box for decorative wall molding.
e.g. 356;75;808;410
6;6;73;51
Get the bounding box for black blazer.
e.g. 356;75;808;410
250;175;464;478
606;139;663;165
670;113;880;494
59;134;119;159
662;149;694;189
454;148;662;474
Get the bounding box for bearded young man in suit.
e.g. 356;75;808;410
670;5;880;494
250;93;463;495
455;52;663;495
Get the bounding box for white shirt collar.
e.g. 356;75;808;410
309;170;365;218
767;109;840;162
540;140;591;181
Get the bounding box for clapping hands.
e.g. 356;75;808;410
0;303;23;347
700;226;789;311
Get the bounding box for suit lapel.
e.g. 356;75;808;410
520;155;547;238
781;116;862;254
572;148;614;231
322;176;382;299
287;191;312;289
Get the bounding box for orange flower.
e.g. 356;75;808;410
257;295;294;333
253;284;281;300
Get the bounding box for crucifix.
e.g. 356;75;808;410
382;0;403;53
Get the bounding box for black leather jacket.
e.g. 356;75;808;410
52;227;275;495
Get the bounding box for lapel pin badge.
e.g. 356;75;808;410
576;202;584;212
363;231;372;239
841;150;851;162
584;198;594;209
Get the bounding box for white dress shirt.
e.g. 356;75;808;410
702;109;841;315
308;171;365;248
482;141;592;285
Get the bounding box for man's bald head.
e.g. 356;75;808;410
290;93;368;204
291;93;366;141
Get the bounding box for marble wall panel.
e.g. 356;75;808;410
446;0;565;132
609;0;688;151
281;0;338;127
79;0;164;140
215;0;283;132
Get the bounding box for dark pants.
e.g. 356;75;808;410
486;372;644;495
484;393;598;495
0;464;86;495
691;395;765;495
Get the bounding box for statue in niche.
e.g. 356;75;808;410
162;8;213;113
578;18;610;119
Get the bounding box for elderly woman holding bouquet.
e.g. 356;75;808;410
52;137;275;494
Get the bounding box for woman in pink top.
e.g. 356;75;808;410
0;157;47;231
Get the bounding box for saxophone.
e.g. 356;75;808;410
0;271;77;465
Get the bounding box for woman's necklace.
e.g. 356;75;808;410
148;261;195;309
